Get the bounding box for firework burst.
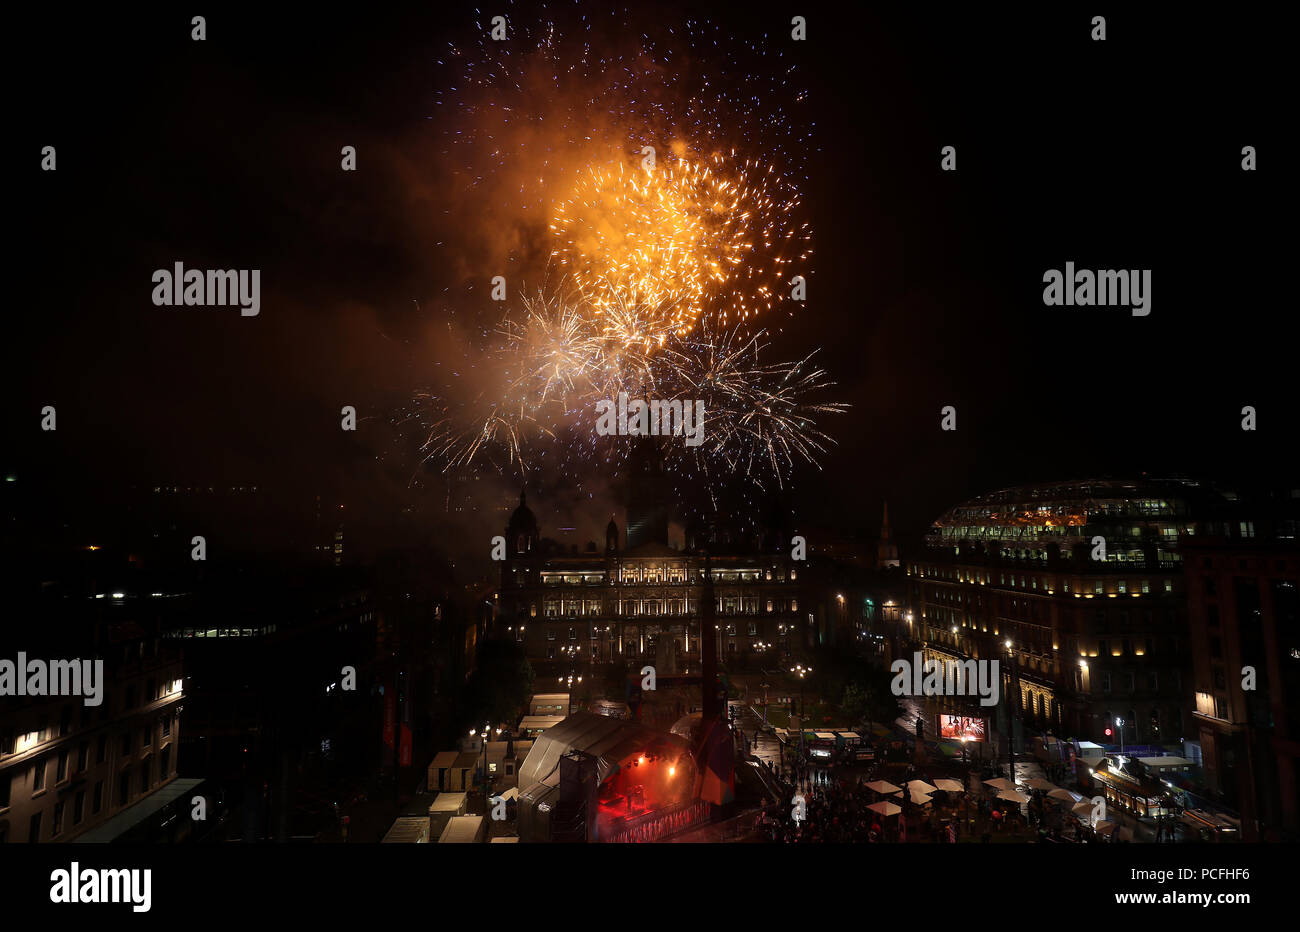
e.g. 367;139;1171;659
411;5;836;499
551;152;811;336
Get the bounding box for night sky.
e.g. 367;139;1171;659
9;4;1293;565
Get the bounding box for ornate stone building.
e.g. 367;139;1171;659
496;490;806;675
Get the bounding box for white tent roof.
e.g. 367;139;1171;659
438;815;484;844
519;714;566;730
382;817;430;843
1138;756;1195;769
431;750;461;770
429;792;468;813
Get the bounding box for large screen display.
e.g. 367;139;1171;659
938;715;986;741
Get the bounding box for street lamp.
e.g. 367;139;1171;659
790;665;811;715
790;664;812;755
1115;717;1126;755
1004;639;1017;780
471;724;502;797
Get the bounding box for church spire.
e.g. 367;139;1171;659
877;499;900;568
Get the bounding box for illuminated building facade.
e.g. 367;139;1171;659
497;490;806;675
906;478;1232;746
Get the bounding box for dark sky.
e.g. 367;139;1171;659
8;4;1294;562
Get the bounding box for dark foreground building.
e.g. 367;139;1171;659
1;560;186;843
1182;489;1300;840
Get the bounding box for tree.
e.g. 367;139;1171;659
604;659;630;700
464;637;534;727
840;665;901;730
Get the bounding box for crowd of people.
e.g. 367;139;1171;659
749;735;1100;844
752;749;965;843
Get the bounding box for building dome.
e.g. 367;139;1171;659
510;489;537;529
507;489;539;555
926;477;1228;563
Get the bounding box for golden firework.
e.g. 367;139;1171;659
549;152;810;341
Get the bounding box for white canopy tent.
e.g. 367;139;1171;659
867;801;902;817
1071;801;1096;819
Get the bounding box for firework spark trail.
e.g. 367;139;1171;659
416;283;845;487
669;322;847;484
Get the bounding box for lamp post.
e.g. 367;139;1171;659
1004;639;1017;780
790;664;811;756
1115;717;1125;755
791;664;811;715
471;724;502;800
